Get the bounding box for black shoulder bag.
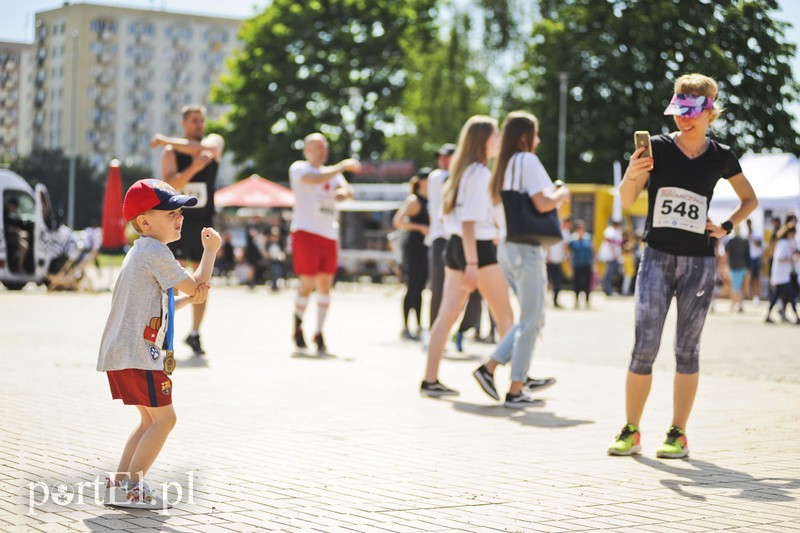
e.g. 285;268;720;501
501;154;563;246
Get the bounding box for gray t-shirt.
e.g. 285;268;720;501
97;237;190;372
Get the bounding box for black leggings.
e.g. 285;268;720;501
403;240;429;330
573;265;592;302
768;282;798;318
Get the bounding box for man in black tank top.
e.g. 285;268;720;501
151;104;225;357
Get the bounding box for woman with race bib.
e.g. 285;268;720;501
608;74;757;459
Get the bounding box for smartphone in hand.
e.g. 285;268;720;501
634;131;652;159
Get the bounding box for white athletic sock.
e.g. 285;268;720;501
316;294;331;335
295;295;309;324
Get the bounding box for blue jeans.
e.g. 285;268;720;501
491;241;546;382
603;259;619;295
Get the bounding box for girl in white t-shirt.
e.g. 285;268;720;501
473;111;570;408
421;115;514;397
766;225;799;323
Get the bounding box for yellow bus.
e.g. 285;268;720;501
561;183;649;250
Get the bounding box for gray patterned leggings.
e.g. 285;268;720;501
630;246;717;375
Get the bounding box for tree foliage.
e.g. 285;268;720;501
10;149;103;228
9;150;151;229
518;0;800;183
384;14;492;163
212;0;438;179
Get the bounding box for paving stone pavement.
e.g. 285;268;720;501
1;282;799;532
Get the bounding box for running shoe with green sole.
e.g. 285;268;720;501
656;425;689;458
607;423;641;456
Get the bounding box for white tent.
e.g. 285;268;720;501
709;153;800;236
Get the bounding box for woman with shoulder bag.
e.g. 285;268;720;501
420;115;514;397
471;111;570;408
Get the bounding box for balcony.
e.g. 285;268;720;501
95;73;113;86
96;92;113;107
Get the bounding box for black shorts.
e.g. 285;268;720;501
444;235;497;271
169;217;210;263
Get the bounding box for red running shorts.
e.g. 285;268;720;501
291;230;338;276
107;369;173;407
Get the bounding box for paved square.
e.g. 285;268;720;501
1;282;799;532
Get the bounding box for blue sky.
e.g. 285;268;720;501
2;0;799;128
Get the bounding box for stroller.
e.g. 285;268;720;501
46;227;98;292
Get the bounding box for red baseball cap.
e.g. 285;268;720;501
123;179;198;221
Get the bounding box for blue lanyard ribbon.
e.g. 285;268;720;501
163;288;176;374
167;287;175;352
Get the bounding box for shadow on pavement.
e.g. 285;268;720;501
85;511;184;532
442;353;483;363
447;400;594;429
176;356;208;368
634;455;800;502
291;350;352;361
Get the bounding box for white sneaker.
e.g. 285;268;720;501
103;477;124;505
106;481;168;509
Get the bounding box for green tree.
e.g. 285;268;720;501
10;149;104;228
212;0;437;179
384;14;492;163
518;0;800;183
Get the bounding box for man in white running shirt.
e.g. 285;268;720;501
425;143;455;328
289;133;360;352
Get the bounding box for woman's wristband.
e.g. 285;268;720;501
466;262;478;266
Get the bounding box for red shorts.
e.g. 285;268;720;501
292;230;338;276
107;369;173;407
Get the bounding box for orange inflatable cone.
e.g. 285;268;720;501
100;159;126;252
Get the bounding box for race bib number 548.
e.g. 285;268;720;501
652;187;707;234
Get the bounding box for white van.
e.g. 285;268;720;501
0;169;59;290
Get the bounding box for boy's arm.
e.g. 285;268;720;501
175;283;209;309
173;228;222;295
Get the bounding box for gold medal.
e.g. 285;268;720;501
163;350;176;375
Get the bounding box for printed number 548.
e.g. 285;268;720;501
660;200;699;220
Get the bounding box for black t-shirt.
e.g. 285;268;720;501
643;133;742;257
174;150;218;229
725;236;750;269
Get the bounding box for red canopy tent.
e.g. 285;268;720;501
214;174;294;208
100;159;127;252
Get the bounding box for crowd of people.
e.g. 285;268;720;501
91;72;800;508
389;73;764;459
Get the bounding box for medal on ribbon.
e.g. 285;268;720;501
163;287;177;375
163;350;176;375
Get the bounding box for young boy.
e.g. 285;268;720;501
97;179;221;508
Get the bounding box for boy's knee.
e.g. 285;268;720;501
153;409;177;431
165;411;177;430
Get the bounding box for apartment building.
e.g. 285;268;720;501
33;3;241;171
0;41;35;160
